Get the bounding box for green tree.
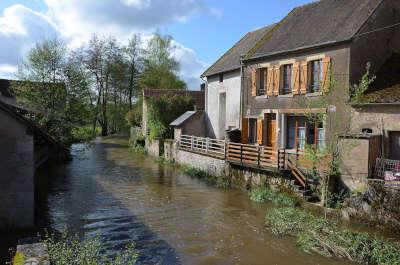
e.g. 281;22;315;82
140;33;186;90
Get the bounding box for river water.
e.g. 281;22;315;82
33;136;354;265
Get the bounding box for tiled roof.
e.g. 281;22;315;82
246;0;383;60
143;89;205;109
202;24;276;77
364;84;400;103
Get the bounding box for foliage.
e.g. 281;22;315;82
350;62;376;104
71;126;101;143
266;207;400;264
43;232;138;265
147;95;194;140
249;187;301;207
140;33;186;90
125;98;142;127
12;252;25;265
181;165;230;189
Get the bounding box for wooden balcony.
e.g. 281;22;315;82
227;142;281;170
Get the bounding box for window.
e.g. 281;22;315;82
248;118;258;144
281;64;293;95
219;73;224;83
285;116;325;150
309;59;323;93
257;68;267;96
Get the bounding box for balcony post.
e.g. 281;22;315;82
191;135;194;150
206;137;209;153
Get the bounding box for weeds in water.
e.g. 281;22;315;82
266;207;400;265
43;231;139;265
181;165;230;188
249;187;301;207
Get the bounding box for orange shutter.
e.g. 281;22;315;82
242;117;249;144
300;62;308;94
257;118;263;145
292;62;300;95
251;68;257;97
264;69;268;95
321;57;331;93
267;68;274;96
273;66;280;96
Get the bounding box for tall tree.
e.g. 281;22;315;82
125;34;143;109
140;33;186;90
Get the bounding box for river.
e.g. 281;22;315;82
10;136;356;264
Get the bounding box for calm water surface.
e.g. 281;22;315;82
35;136;354;265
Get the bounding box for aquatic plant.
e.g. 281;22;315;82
266;207;400;265
43;232;139;265
12;252;25;265
181;165;230;188
249;187;300;207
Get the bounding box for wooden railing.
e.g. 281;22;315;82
287;156;306;188
227;142;278;169
178;135;226;158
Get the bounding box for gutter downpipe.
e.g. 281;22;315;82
200;75;208;137
239;55;245;132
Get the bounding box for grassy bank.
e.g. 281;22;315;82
42;233;138;265
181;165;230;189
266;207;400;265
249;187;301;207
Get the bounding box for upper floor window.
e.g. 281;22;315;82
257;68;267;96
281;64;292;95
219;73;224;83
309;59;323;93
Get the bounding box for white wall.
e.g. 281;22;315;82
206;69;241;139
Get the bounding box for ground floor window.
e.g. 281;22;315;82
286;115;325;150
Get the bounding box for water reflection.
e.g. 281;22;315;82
34;136;353;265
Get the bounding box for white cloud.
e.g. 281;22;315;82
0;4;59;78
0;1;216;87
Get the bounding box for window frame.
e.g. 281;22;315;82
308;59;323;93
285;115;325;151
248;118;258;144
281;64;293;95
257;68;268;96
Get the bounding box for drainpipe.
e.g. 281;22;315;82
201;76;208;137
239;56;244;131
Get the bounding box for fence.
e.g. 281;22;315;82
178;135;226;158
227;142;279;169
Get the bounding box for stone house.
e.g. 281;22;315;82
0;79;67;229
201;25;274;139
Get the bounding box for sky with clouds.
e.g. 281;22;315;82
0;0;312;89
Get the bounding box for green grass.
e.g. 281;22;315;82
43;232;138;265
249;187;301;207
181;165;230;188
266;207;400;265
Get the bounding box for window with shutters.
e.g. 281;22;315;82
257;68;267;96
281;64;293;95
309;59;323;93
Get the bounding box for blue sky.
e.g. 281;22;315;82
0;0;313;88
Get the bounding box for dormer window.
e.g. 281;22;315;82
309;59;323;93
281;64;293;95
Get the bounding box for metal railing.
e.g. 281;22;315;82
178;135;226;158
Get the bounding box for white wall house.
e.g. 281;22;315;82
202;24;274;140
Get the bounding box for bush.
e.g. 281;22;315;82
249;187;300;207
71;126;101;143
266;207;400;265
181;165;230;188
43;232;139;265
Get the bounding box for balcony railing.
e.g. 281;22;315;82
227;142;279;169
178;135;226;158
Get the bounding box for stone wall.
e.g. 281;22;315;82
0;109;34;229
145;138;164;157
174;147;227;176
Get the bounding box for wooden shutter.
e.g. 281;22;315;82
300;62;308;94
251;68;257;97
264;69;268;95
273;66;280;96
321;57;331;93
242;117;249;144
267;68;274;96
292;62;301;95
257;118;263;145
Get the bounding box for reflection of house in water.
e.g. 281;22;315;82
0;79;68;229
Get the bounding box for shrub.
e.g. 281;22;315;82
249;187;300;207
43;232;139;265
266;207;400;265
181;165;230;188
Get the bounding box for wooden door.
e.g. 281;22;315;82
266;114;277;150
389;131;400;160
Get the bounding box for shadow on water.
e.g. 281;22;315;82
34;139;181;265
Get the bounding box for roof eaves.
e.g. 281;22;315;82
351;0;385;39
